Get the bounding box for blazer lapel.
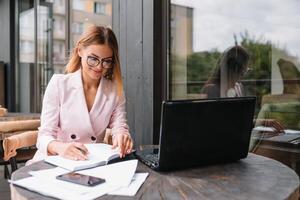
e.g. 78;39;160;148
70;69;95;135
89;77;108;123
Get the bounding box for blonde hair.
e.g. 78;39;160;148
66;26;123;96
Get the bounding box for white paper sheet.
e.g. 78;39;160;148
79;159;138;187
108;173;149;196
10;176;119;200
253;126;275;132
285;129;300;135
11;160;139;200
253;126;300;135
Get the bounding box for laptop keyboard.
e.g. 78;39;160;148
136;151;159;169
145;153;159;163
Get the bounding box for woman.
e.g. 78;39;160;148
202;45;250;98
202;45;284;134
31;26;133;162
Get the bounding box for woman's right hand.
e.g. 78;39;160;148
255;119;285;134
48;141;89;161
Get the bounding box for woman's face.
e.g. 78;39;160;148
78;44;113;80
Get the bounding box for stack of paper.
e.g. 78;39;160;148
11;160;149;200
253;126;300;135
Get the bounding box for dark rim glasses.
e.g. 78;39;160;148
86;56;114;69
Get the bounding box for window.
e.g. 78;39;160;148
58;0;63;6
72;0;85;11
19;8;34;63
94;2;106;15
14;0;113;112
20;41;34;54
72;22;84;34
53;0;67;73
70;0;112;47
170;0;300;176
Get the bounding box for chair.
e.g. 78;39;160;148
277;58;300;96
2;131;38;178
0;119;40;179
261;58;300;105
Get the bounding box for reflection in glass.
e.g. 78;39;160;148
37;3;53;105
20;6;34;63
170;0;300;177
53;0;67;74
201;45;250;98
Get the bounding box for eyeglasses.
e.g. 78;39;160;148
86;56;114;69
242;67;251;76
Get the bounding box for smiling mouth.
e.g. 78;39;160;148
91;69;102;74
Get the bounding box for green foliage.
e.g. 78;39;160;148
171;30;299;129
186;50;220;93
185;30;293;101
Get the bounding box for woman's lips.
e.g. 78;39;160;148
91;68;102;75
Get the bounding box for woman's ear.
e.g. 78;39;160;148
77;47;83;58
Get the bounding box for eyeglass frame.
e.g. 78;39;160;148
86;55;115;69
241;67;251;76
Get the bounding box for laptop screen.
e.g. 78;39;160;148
158;97;256;170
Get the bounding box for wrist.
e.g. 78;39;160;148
47;140;64;155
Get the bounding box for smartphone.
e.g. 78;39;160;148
56;172;105;186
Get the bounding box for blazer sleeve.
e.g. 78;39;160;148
36;75;60;155
108;93;130;138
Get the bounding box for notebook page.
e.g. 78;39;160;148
44;143;119;171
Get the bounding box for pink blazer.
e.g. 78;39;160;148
32;69;129;162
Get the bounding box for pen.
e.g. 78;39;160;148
76;147;88;158
77;147;85;154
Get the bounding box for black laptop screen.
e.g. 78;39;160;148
158;97;256;170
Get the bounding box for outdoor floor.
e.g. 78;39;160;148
0;166;11;200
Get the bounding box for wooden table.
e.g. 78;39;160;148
0;112;40;122
10;153;299;200
0;112;40;140
253;134;300;177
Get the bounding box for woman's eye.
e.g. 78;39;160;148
90;57;98;61
103;60;113;65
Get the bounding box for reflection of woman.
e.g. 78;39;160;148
201;45;285;134
31;26;133;163
202;45;250;98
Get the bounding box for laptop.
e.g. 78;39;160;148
135;97;256;171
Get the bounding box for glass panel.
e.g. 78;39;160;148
37;2;53;108
17;0;63;112
70;0;113;48
19;1;35;63
53;0;67;74
18;0;35;112
170;0;300;176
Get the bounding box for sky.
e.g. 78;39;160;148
171;0;300;59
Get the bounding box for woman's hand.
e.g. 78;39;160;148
256;119;285;134
48;141;89;160
111;133;133;158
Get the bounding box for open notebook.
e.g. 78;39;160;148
44;144;120;171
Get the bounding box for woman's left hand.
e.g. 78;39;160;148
112;133;133;158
